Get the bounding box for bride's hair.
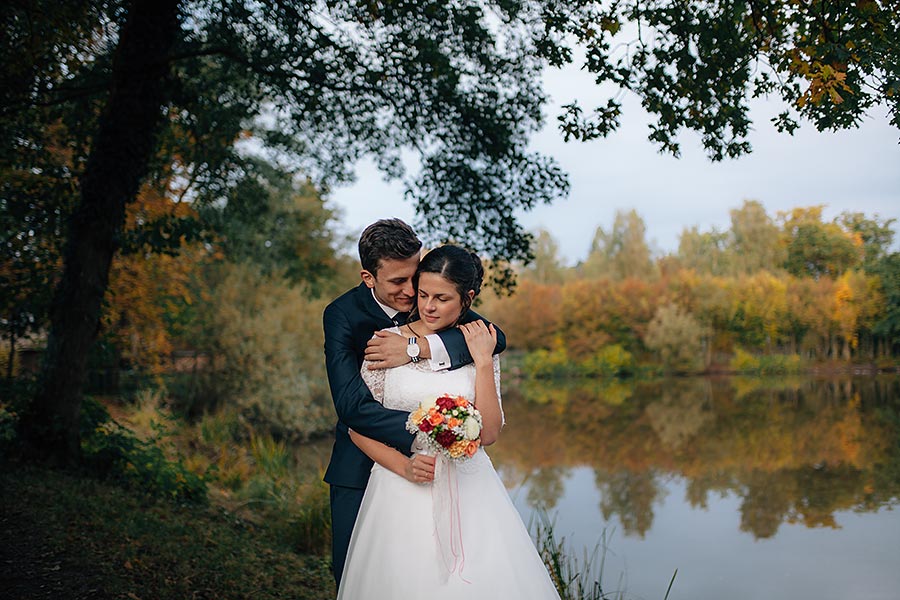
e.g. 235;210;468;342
410;245;484;323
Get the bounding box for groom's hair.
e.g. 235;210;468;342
358;219;422;275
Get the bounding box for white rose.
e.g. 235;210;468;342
463;417;481;440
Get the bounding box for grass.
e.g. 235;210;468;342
531;509;677;600
0;457;335;600
532;509;625;600
104;389;334;556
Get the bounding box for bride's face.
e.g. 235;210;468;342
416;272;466;333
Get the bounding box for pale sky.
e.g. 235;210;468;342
329;63;900;265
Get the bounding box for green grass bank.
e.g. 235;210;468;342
0;458;335;600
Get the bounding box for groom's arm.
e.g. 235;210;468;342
440;309;506;370
323;303;415;452
365;310;506;371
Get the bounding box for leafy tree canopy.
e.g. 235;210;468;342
3;0;572;289
540;0;900;159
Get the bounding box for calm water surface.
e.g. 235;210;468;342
487;375;900;600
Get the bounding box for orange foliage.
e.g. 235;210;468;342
481;280;561;351
559;277;664;356
103;185;205;373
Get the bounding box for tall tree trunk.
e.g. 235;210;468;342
6;333;15;381
18;0;181;463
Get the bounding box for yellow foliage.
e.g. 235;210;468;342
103;185;206;373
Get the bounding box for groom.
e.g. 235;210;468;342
323;218;505;587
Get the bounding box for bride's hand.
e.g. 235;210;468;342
404;453;435;484
459;321;496;367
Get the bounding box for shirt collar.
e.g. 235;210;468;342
370;288;399;319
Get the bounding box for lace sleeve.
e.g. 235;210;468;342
360;360;386;405
494;354;505;427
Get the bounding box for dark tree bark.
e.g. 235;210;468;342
6;334;14;382
18;0;182;463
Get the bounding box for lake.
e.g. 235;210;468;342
485;375;900;600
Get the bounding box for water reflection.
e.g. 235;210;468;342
490;375;900;540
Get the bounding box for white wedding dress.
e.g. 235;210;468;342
337;331;560;600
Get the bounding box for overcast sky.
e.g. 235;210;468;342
329;63;900;265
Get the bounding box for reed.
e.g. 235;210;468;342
530;508;677;600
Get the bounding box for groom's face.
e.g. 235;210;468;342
362;254;420;312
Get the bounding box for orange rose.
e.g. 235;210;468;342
428;412;444;426
465;441;480;457
447;418;462;428
454;396;469;408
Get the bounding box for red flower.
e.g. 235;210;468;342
419;420;434;433
435;430;458;449
436;396;456;411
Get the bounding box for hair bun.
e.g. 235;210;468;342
468;250;484;296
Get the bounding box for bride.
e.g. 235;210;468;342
336;245;560;599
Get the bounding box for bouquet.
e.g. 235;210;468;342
406;394;482;461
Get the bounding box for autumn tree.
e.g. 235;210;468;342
780;206;862;278
8;0;899;463
102;183;203;375
199;157;354;297
543;1;900;159
677;225;730;276
836;213;900;356
559;277;661;356
581;209;656;280
5;0;568;462
872;253;900;356
728;200;786;274
481;280;562;352
521;228;569;285
838;212;897;273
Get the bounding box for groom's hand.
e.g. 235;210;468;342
365;331;430;369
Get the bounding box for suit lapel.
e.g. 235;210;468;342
354;283;395;330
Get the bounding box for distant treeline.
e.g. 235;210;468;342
481;201;900;375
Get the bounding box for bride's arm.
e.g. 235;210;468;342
460;321;503;446
348;430;434;483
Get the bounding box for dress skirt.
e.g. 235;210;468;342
336;449;561;600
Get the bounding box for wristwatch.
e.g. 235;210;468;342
407;337;421;363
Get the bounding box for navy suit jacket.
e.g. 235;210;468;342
323;283;505;489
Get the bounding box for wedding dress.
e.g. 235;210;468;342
337;329;560;600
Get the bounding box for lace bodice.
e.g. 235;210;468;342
360;328;503;419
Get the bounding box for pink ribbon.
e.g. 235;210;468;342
432;455;470;583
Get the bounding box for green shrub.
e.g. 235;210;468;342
730;347;759;372
523;345;570;379
644;304;709;374
579;344;635;377
730;348;803;375
80;397;208;502
0;377;35;451
524;343;636;379
199;407;245;446
281;478;332;555
0;404;18;446
204;263;333;440
250;433;290;479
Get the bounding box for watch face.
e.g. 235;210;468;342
406;341;420;357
